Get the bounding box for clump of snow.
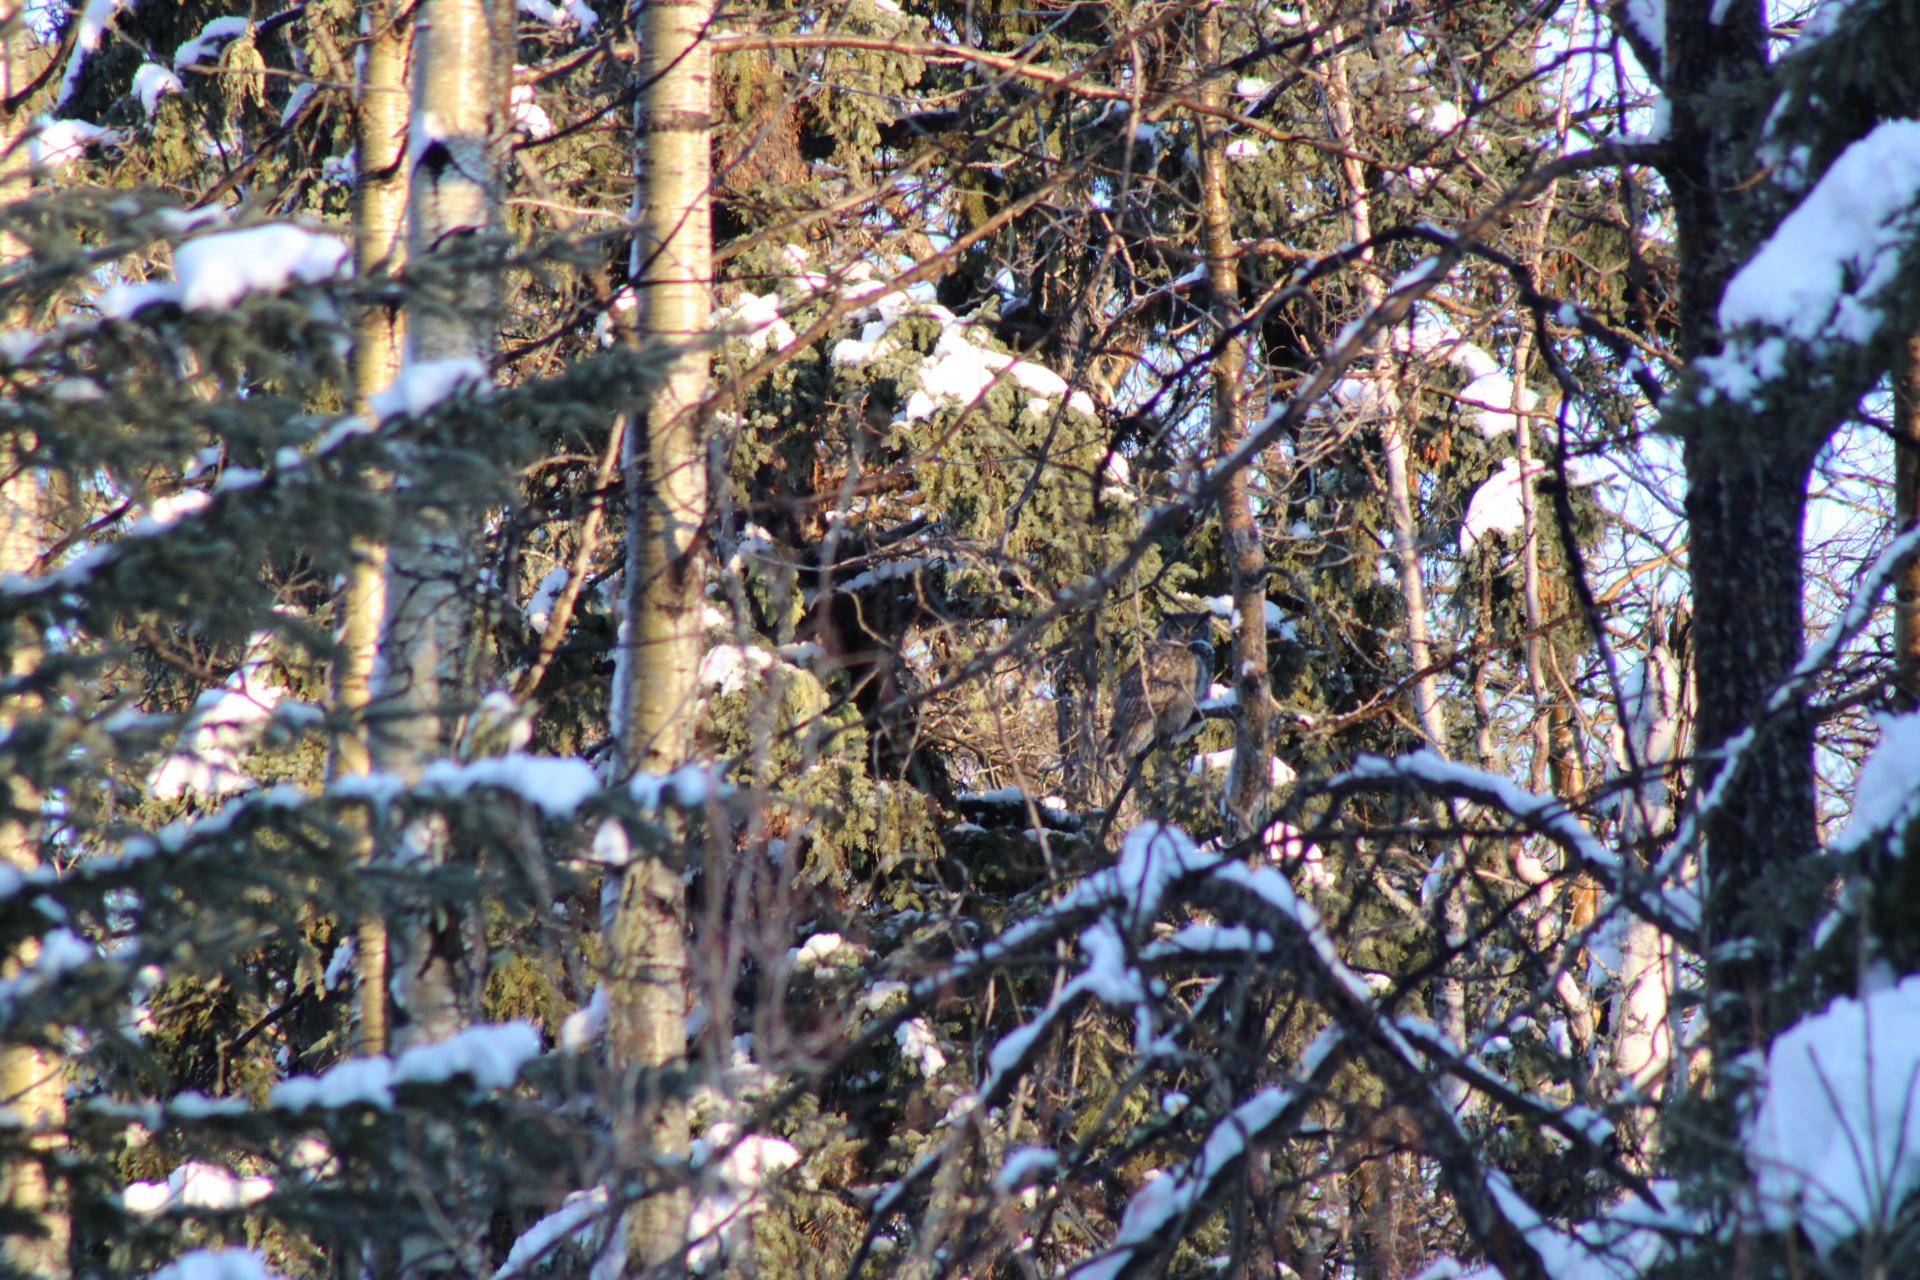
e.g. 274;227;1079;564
1409;100;1466;133
0;928;95;1015
174;17;251;70
124;1162;274;1216
900;325;1094;420
150;631;285;799
1832;710;1920;854
1263;822;1330;888
56;0;131;106
517;0;600;33
495;1187;616;1280
417;754;599;818
896;1018;948;1077
1458;456;1547;553
1703;121;1920;401
1185;750;1296;788
1075;1088;1294;1280
791;932;858;972
1745;975;1920;1254
101;225;350;318
132;64;185;116
687;1125;800;1270
717;290;794;355
630;762;721;810
271;1022;540;1110
525;566;571;633
396;1021;541;1089
1393;311;1534;437
1232;77;1270;100
698;643;775;694
1202;594;1295;638
1325;374;1398;418
30;118;119;170
279;83;316;128
323;937;356;991
560;987;608;1051
147;1249;287;1280
1621;0;1665;70
510;81;552;138
369;357;489;420
994;1146;1058;1194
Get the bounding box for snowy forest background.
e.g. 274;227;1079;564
3;0;1920;1276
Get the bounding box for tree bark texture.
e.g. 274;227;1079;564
1198;7;1272;841
336;0;414;1060
0;8;69;1270
1660;0;1819;1050
377;0;506;1051
1895;337;1920;710
611;0;715;1268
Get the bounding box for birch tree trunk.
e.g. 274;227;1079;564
610;0;715;1265
335;0;412;1060
1197;8;1271;841
1611;612;1689;1169
377;0;505;1051
0;7;67;1270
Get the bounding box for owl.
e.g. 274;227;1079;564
1107;613;1214;762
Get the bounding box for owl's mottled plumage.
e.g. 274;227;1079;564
1107;613;1213;761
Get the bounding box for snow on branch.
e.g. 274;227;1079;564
1664;521;1920;872
879;821;1584;1280
1069;1086;1304;1280
99;224;350;318
146;1249;289;1280
271;1022;542;1110
1698;120;1920;404
1327;751;1700;941
1743;974;1920;1254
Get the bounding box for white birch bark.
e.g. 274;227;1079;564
335;0;413;1060
609;0;715;1266
1611;616;1689;1168
376;0;504;1052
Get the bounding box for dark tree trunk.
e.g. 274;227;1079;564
1683;442;1818;1045
1660;0;1825;1049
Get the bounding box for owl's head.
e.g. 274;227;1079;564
1157;610;1217;654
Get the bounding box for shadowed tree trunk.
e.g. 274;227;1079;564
1657;0;1819;1050
0;7;68;1271
1895;338;1920;710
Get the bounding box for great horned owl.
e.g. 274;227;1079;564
1107;612;1214;762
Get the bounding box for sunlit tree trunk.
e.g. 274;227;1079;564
1610;610;1689;1169
334;0;413;1060
377;0;505;1051
0;8;67;1271
609;0;714;1267
1198;7;1271;841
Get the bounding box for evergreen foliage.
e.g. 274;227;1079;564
5;0;1920;1278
